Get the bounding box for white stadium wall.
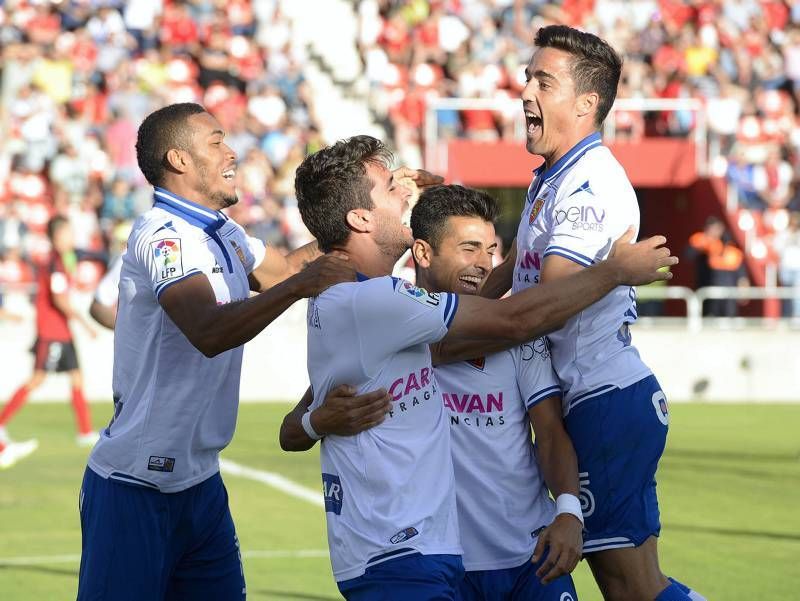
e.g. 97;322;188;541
0;294;798;405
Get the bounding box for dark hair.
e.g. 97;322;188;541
411;185;499;250
534;25;622;128
135;103;207;187
47;215;69;241
295;135;393;252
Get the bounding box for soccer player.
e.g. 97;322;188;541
282;184;585;600
76;103;354;601
0;216;98;470
283;135;675;599
484;25;705;601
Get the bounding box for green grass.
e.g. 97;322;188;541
1;403;798;600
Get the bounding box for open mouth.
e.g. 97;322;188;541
458;274;484;292
525;111;542;136
222;168;236;181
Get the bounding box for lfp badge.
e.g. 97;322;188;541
152;238;183;282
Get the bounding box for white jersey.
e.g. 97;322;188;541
436;340;560;571
513;133;651;415
89;187;266;493
307;276;461;582
93;254;122;307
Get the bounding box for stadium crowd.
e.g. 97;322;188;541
1;0;800;311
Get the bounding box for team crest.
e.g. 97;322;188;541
466;356;485;371
529;198;544;224
229;239;247;266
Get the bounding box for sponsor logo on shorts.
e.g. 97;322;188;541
322;473;343;515
147;455;175;472
390;527;419;545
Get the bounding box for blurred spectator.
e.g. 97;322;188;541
688;216;727;290
775;212;800;318
707;234;748;317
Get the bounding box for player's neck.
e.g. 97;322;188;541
339;238;403;279
158;179;221;212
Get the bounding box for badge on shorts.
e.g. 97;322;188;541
152;238;184;282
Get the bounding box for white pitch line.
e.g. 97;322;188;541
219;458;324;507
0;549;329;566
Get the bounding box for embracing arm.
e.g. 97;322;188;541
279;385;392;451
161;254;353;357
479;240;515;299
249;241;322;292
431;229;676;365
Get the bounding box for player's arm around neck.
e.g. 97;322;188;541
160;254;354;358
434;230;676;362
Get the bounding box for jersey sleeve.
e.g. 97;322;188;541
352;277;459;368
244;235;266;273
135;228;213;300
513;337;561;410
93;255;123;306
544;175;635;267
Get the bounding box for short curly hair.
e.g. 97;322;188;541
135;103;206;187
411;185;499;250
295;135;393;253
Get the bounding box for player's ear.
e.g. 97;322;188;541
346;208;372;233
576;91;598;119
412;239;433;268
165;148;189;174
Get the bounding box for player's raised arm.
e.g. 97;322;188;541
433;230;676;363
280;385;392;451
160;254;354;358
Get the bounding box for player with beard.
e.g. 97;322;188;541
77;103;355;601
283;135;676;599
282;184;583;600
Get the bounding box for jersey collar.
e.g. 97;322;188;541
152;187;228;234
533;131;602;184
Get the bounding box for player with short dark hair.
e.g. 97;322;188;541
285;134;675;599
76;103;355;601
0;216;97;470
483;25;706;601
283;184;585;600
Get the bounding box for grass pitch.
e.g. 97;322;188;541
0;402;798;600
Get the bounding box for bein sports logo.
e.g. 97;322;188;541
554;205;606;232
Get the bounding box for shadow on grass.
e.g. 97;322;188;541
666;523;800;542
665;448;800;464
0;564;77;578
251;590;339;600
